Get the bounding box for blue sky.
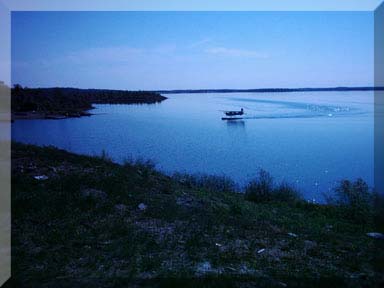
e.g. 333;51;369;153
12;12;373;90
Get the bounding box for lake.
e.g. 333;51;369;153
12;91;374;202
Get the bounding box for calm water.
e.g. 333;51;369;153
12;91;374;201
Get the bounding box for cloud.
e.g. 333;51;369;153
189;38;214;49
65;46;143;64
204;47;268;59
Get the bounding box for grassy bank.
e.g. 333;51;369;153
11;143;384;287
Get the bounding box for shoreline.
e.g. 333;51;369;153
156;86;384;94
11;110;94;121
11;87;167;121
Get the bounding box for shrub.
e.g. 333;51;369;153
173;173;237;193
330;178;373;223
245;170;301;203
132;158;156;171
244;169;274;202
373;191;384;231
123;157;157;179
274;181;301;203
99;149;113;162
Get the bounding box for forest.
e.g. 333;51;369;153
11;85;167;117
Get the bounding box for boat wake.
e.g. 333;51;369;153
226;97;363;120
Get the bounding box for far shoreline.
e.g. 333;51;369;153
156;86;384;94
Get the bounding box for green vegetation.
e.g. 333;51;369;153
172;173;238;193
325;179;375;225
245;170;301;204
11;143;384;286
11;85;167;119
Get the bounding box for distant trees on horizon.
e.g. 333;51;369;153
11;85;167;114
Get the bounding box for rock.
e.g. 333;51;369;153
234;239;242;248
34;175;48;180
49;166;57;173
114;204;127;214
234;239;249;250
265;248;284;261
138;272;155;279
225;266;237;272
26;164;37;172
81;188;108;201
288;232;298;238
324;224;333;231
196;261;212;275
178;178;186;183
270;224;282;234
303;240;317;251
257;248;265;254
138;203;147;211
238;263;255;274
176;195;194;207
30;247;43;255
366;232;384;239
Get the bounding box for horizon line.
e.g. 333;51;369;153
8;84;383;93
154;86;384;94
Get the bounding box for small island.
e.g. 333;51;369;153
11;85;167;120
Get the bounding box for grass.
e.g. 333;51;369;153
172;172;238;193
11;142;384;287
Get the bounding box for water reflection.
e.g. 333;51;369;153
226;120;245;128
225;120;246;140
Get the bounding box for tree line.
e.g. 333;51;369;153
11;85;167;114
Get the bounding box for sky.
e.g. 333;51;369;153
11;12;373;90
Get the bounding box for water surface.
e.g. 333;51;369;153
12;91;374;201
